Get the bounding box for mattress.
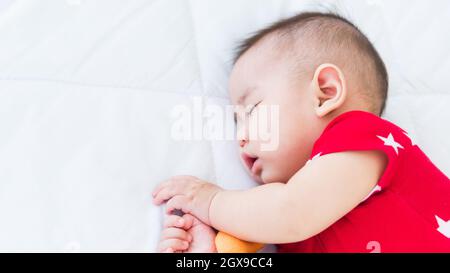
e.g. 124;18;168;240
0;0;449;251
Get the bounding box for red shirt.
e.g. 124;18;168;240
277;111;450;253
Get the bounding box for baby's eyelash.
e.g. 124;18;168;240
249;101;262;115
233;101;262;124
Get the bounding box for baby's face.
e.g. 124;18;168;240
229;44;326;184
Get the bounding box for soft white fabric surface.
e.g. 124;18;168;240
0;0;448;251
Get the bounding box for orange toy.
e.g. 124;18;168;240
215;231;265;253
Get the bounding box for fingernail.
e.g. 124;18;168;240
165;247;173;253
177;218;184;226
187;234;192;242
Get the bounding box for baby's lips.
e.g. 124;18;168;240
241;152;258;172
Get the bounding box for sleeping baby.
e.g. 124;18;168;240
153;12;450;253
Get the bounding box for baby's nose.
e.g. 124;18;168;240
239;139;248;148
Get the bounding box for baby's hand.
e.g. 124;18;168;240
152;175;223;226
158;213;192;253
158;213;217;253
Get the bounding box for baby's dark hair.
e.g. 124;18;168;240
233;12;389;116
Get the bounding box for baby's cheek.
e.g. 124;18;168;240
277;149;307;180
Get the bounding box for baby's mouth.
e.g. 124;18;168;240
241;152;261;176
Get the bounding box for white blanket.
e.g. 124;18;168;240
0;0;449;251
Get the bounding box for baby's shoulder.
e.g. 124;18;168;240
311;110;416;190
325;111;401;136
312;110;415;159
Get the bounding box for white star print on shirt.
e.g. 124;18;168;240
377;133;404;155
403;132;417;146
306;152;322;165
362;185;382;202
436;215;450;239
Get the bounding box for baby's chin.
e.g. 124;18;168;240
258;166;293;184
246;167;266;184
242;161;288;184
257;168;283;184
253;173;265;184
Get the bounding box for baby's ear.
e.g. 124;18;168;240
311;63;347;117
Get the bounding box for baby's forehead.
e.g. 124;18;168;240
247;34;293;61
236;36;295;71
229;42;302;105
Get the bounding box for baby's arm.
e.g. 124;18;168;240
210;151;386;244
154;150;386;245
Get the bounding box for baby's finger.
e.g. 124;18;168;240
181;214;196;230
153;176;197;198
166;195;191;215
153;181;188;206
152;176;188;198
164;247;174;253
162;227;192;242
153;187;179;205
152;179;171;198
158;239;189;253
164;215;186;229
